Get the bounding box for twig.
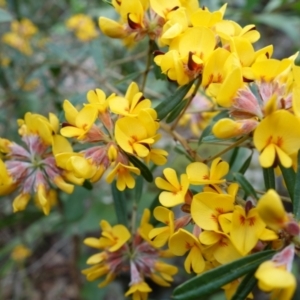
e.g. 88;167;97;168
160;122;203;162
140;40;154;93
204;135;250;163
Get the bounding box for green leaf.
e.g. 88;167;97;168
293;150;300;220
233;172;258;200
111;182;128;226
155;80;194;120
262;167;276;190
254;13;300;42
173;250;275;300
102;0;113;6
134;176;144;203
231;269;257;300
115;71;142;85
198;123;213;145
128;155;153;182
212;110;229;121
229;147;240;169
0;9;12;23
238;151;253;174
279;164;295;203
166;99;187;123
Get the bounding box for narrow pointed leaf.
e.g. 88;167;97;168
238;151;253;174
212;110;229;121
234;172;258;200
134;176;144;203
279;164;295;203
173;250;275;300
166;99;187;123
231;269;257;300
128;155;153;182
198;123;213;145
293;150;300;220
229;147;240;169
115;71;142;85
111;182;128;226
156;80;194;120
262;167;275;190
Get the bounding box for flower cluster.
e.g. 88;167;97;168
2;1;300;299
57;82;167;191
0;113;81;215
82;209;177;300
2;18;38;55
152;159;299;299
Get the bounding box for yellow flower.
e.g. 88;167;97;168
1;113;77;215
155;168;190;207
11;244;31;262
186;157;229;186
125;281;152;300
156;26;216;85
255;245;296;300
2;18;38;55
230;205;265;255
114;110;157;158
143;148;168;166
66;14;98;42
2;32;33;55
169;228;205;274
253;110;300;168
256;189;289;231
201;48;232;89
148;206;175;247
191;192;235;231
99;0;151;45
109;82;152;117
85;88;112;114
60;100;98;140
190;4;226;28
83;214;178;297
99;220;131;252
106;162;141;191
199;230;242;264
11;18;38;38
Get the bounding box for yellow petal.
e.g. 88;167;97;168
98;17;127;38
256;189;287;231
186;162;210;184
84;237;101;249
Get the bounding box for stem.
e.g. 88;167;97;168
160;122;203;162
140;40;154;93
205;135;250;163
171;76;202;130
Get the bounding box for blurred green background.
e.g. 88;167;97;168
1;0;300;299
